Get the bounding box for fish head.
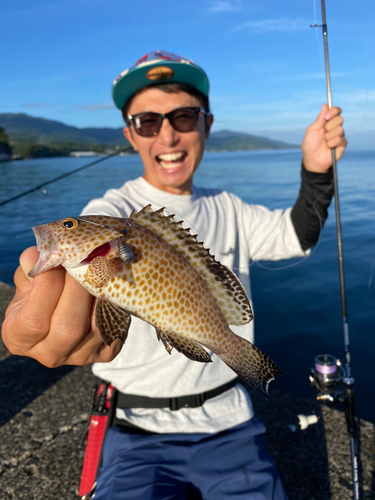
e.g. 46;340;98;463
29;216;124;278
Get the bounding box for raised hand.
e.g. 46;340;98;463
302;103;347;173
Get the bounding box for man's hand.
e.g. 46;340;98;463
302;103;347;173
1;247;123;368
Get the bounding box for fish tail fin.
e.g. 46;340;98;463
217;334;282;398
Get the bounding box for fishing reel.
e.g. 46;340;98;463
309;353;345;406
289;353;345;433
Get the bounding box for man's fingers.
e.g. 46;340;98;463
325;114;344;133
325;119;345;143
326;135;348;152
68;336;123;365
324;106;343;121
308;104;343;132
48;273;94;353
325;128;345;144
4;247;121;367
4;248;66;354
39;279;123;367
22;266;67;340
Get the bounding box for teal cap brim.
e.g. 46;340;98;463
112;60;209;111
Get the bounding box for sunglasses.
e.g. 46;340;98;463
126;107;209;137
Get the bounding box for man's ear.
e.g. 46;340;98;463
205;114;214;140
123;127;138;152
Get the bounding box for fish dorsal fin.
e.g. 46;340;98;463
129;205;252;326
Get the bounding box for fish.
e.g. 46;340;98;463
29;205;281;396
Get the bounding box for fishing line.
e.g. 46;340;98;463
313;0;326;74
0;151;129;283
367;259;375;289
250;193;326;272
229;181;332;273
76;216;134;234
0;150;131;209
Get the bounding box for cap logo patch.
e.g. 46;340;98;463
146;66;174;81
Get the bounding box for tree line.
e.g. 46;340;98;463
0;127;133;159
0;126;12;156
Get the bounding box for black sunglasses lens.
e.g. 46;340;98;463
170;108;198;132
134;113;161;137
132;108;200;136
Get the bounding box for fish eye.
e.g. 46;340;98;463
62;218;79;229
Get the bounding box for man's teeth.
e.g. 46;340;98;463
157;152;185;162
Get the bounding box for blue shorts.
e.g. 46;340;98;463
94;417;288;500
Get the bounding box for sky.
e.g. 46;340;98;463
1;0;374;147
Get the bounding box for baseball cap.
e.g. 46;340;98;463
112;50;209;111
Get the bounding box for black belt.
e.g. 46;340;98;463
116;379;238;412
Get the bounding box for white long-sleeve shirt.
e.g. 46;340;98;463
81;176;306;434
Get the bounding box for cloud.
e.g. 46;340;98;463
22;102;57;109
69;103;115;112
272;71;347;82
208;0;242;13
336;89;375;103
232;18;310;34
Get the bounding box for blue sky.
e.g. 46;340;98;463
1;0;374;146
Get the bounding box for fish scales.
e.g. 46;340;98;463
130;205;252;326
29;205;281;396
120;222;228;342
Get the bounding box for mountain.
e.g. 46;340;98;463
205;129;297;151
0;113;128;147
0;113;298;152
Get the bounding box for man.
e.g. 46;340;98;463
2;50;347;499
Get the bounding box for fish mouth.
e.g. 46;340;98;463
28;225;65;278
80;241;112;264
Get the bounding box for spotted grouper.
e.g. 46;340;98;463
29;205;281;396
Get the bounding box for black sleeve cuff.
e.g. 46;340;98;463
291;163;334;251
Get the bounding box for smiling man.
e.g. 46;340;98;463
123;86;212;194
2;50;347;500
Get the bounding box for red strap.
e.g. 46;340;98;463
79;414;108;497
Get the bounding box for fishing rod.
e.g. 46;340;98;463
0;148;132;208
309;1;360;498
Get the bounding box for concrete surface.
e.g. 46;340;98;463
1;282;374;499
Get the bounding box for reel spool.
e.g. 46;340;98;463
309;353;345;406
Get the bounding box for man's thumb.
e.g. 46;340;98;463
310;104;329;130
19;247;40;281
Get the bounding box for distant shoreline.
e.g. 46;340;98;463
0;113;299;159
2;145;300;161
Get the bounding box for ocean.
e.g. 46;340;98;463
1;149;374;423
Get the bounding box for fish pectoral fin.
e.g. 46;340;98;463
156;329;212;363
96;297;131;346
84;256;117;288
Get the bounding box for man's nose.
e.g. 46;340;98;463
157;117;179;146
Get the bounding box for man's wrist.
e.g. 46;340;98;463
301;162;333;185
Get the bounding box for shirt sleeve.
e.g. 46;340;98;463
291;164;334;251
79;190;134;218
236;197;307;262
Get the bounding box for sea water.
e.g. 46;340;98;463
1;149;374;422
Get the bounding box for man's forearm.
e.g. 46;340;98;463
291;164;334;251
